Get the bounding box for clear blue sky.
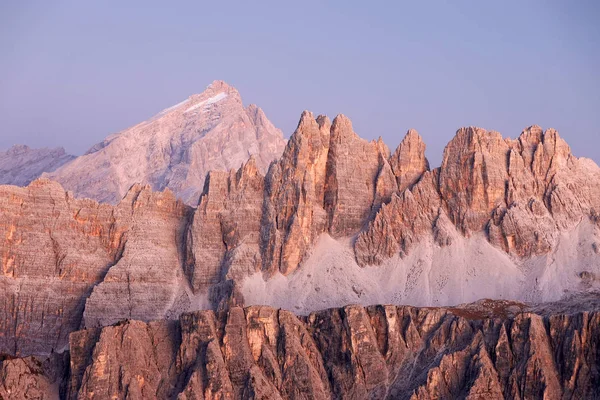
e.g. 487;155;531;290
1;1;599;166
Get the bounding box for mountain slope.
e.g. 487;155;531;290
1;112;600;359
46;80;286;205
0;145;75;186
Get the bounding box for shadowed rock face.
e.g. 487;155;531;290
45;80;286;206
2;113;600;360
0;179;192;356
0;352;68;399
9;303;600;399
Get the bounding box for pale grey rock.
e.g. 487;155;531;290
46;81;286;205
0;145;75;186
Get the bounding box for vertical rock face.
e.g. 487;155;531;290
74;320;181;399
0;352;68;400
356;124;600;265
2;117;600;359
389;129;430;193
33;305;596;399
82;185;192;328
439;127;510;234
46;81;286;205
355;170;443;265
0;179;119;356
2;115;600;398
261;112;331;276
0;145;75;186
325;115;393;237
186;157;265;293
0;178;193;355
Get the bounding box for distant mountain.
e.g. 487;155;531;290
0;145;75;186
46;80;286;205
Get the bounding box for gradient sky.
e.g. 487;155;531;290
1;1;599;167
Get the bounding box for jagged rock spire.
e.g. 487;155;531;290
390;129;430;192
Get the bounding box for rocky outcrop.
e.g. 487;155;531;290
260;112;397;276
389;129;429;192
261;112;332;276
82;185;193;328
0;179;191;356
0;145;75;186
325;115;393;237
0;179;120;356
186;157;265;292
46;81;286;205
2;116;600;359
0;352;68;399
356;125;600;264
11;303;599;399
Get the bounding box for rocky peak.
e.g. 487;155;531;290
236;155;259;181
6;144;31;155
535;128;573;178
46;81;286;205
281;111;331;172
261;112;332;276
205;79;238;94
439;126;510;233
4;114;600;369
390;129;430;192
185;79;242;109
329;114;356;143
326;114;392;237
516;125;544;154
0;146;75;187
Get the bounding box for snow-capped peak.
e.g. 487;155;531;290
184;92;228;113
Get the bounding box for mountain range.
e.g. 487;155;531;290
1;83;600;399
0;145;75;186
1;80;286;205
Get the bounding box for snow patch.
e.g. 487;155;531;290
184;93;228;113
157;98;191;116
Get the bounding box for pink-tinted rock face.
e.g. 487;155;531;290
261;111;332;277
324;115;393;238
2;114;600;361
5;304;593;399
46;81;286;206
0;179;120;356
81;186;193;328
356;125;600;265
187;157;265;292
389;129;430;193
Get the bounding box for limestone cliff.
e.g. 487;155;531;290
8;302;600;399
2;113;600;361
